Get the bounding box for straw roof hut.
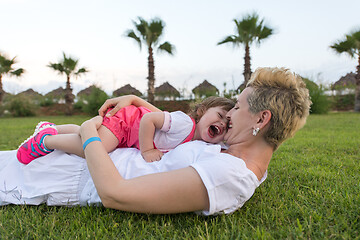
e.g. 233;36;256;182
155;82;180;100
113;84;142;97
192;80;219;98
331;72;356;90
46;87;65;97
77;85;98;97
76;85;108;106
17;88;43;98
16;88;43;104
45;87;66;103
1;91;13;103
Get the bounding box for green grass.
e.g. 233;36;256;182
0;113;359;239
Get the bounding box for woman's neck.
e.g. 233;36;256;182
223;140;273;181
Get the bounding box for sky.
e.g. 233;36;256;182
1;0;359;97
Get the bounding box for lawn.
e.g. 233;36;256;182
0;113;359;239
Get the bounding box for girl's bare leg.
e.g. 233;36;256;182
44;124;119;158
56;124;81;134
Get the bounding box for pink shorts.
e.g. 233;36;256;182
102;105;152;149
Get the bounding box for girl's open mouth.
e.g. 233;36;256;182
208;125;222;138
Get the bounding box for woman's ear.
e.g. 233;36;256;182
256;110;271;128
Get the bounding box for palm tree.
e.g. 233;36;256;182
48;52;88;115
125;17;175;104
0;53;24;104
218;12;273;89
330;29;360;112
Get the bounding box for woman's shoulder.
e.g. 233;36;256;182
188;145;262;215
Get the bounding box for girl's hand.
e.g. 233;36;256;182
98;95;136;117
80;116;103;135
90;115;103;129
141;149;164;162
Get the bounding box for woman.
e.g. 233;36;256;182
0;67;311;215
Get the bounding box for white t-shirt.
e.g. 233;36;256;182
153;111;194;152
81;141;266;215
190;146;266;215
0;141;266;215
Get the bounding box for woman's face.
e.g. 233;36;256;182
193;106;229;143
224;87;258;145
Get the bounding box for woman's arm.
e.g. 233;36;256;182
80;118;209;214
139;112;165;162
98;95;162;117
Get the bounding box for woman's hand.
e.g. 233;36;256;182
98;95;162;118
98;95;137;117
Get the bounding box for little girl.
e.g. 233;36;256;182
17;95;234;163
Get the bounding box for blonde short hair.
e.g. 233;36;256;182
246;67;312;150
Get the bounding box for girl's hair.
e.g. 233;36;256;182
188;96;235;122
246;67;312;150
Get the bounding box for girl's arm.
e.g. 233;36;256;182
98;95;162;117
80;117;209;214
139;112;165;162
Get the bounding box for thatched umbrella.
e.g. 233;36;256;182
46;87;65;97
192;80;219;98
113;84;142;97
17;88;42;97
76;85;108;108
331;72;356;90
2;91;11;98
45;87;66;103
77;85;98;97
155;82;180;100
16;88;43;104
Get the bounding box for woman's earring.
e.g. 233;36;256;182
252;127;260;136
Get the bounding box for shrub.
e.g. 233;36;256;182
331;94;355;111
6;96;37;117
303;78;330;114
80;87;108;116
39;98;55;107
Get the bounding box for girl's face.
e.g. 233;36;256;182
193;106;229;143
224;87;258;145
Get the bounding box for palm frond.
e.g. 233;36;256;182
0;53;24;77
48;63;65;74
217;35;241;46
158;42;175;55
75;68;88;75
331;41;355;57
228;12;273;46
62;53;78;72
126;30;142;50
135;17;148;37
330;29;360;58
11;68;24;76
258;26;273;40
148;18;165;45
47;52;86;78
349;30;360;54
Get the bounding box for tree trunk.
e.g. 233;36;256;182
147;46;155;104
243;43;252;87
65;75;74;115
354;55;360;112
0;75;3;105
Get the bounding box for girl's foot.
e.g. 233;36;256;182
16;125;58;164
35;121;56;132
